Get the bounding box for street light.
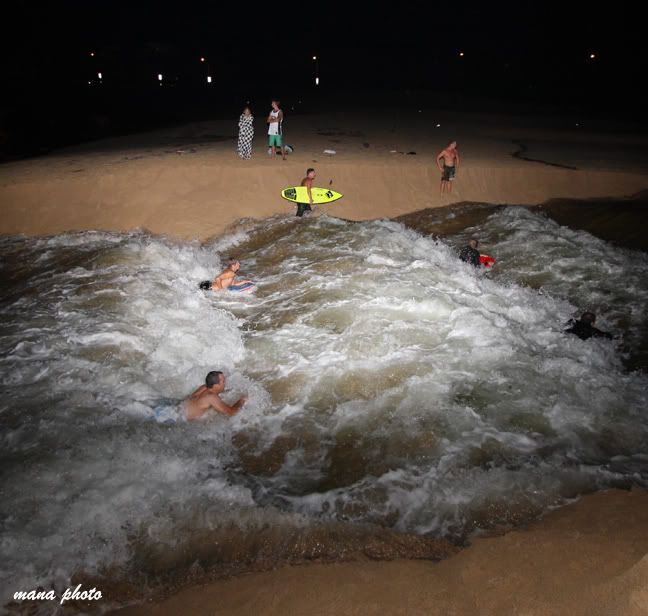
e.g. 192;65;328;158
200;57;212;84
313;55;319;85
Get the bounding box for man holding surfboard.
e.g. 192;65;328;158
267;100;286;160
296;168;316;217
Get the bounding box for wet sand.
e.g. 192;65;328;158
114;489;648;616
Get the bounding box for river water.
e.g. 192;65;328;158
1;202;647;605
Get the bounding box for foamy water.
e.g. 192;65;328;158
1;208;647;604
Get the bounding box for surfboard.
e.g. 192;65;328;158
281;186;343;205
228;282;256;293
480;255;496;268
199;281;257;293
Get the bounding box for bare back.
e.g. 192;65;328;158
185;385;244;420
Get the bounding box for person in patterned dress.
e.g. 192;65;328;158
237;106;254;159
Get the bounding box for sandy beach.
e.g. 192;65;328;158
114;489;648;616
2;109;648;615
2;110;648;240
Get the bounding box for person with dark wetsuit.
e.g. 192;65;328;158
565;312;613;340
459;238;480;267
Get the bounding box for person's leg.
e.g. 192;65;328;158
296;203;308;217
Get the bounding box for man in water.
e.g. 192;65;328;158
184;371;247;420
437;141;460;194
459;238;481;267
565;312;613;341
267;99;286;160
296;168;316;217
200;259;253;291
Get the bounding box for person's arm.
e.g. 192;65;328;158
454;150;460;169
277;110;284;123
209;393;247;417
593;327;614;340
437;152;445;171
306;181;313;204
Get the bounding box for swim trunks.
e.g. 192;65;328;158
442;164;456;181
296;203;312;217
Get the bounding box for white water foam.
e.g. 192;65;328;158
1;209;647;602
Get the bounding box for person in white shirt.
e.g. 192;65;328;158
267;99;286;160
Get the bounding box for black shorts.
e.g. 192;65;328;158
296;203;312;217
442;165;456;181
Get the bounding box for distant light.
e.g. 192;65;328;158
90;52;95;57
88;81;92;85
312;56;317;60
97;72;102;79
200;57;205;62
158;74;163;81
315;77;319;85
436;123;441;127
207;75;212;83
589;53;596;59
459;51;465;57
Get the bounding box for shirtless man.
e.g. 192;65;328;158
296;168;316;217
184;371;247;420
202;259;253;291
437;141;460;194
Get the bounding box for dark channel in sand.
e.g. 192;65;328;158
395;191;648;255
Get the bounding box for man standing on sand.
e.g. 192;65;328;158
296;168;316;217
437;141;460;194
184;371;247;420
459;238;481;267
200;259;253;291
267;100;286;160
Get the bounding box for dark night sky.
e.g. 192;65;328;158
1;0;647;157
3;0;646;94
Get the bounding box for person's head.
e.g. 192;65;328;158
271;100;280;110
205;371;224;390
306;168;316;178
580;311;596;324
468;238;478;249
228;259;241;272
242;106;251;116
448;141;457;150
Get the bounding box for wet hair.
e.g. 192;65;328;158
199;280;212;290
580;312;596;324
306;168;315;174
469;238;479;247
272;99;280;105
206;371;224;388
